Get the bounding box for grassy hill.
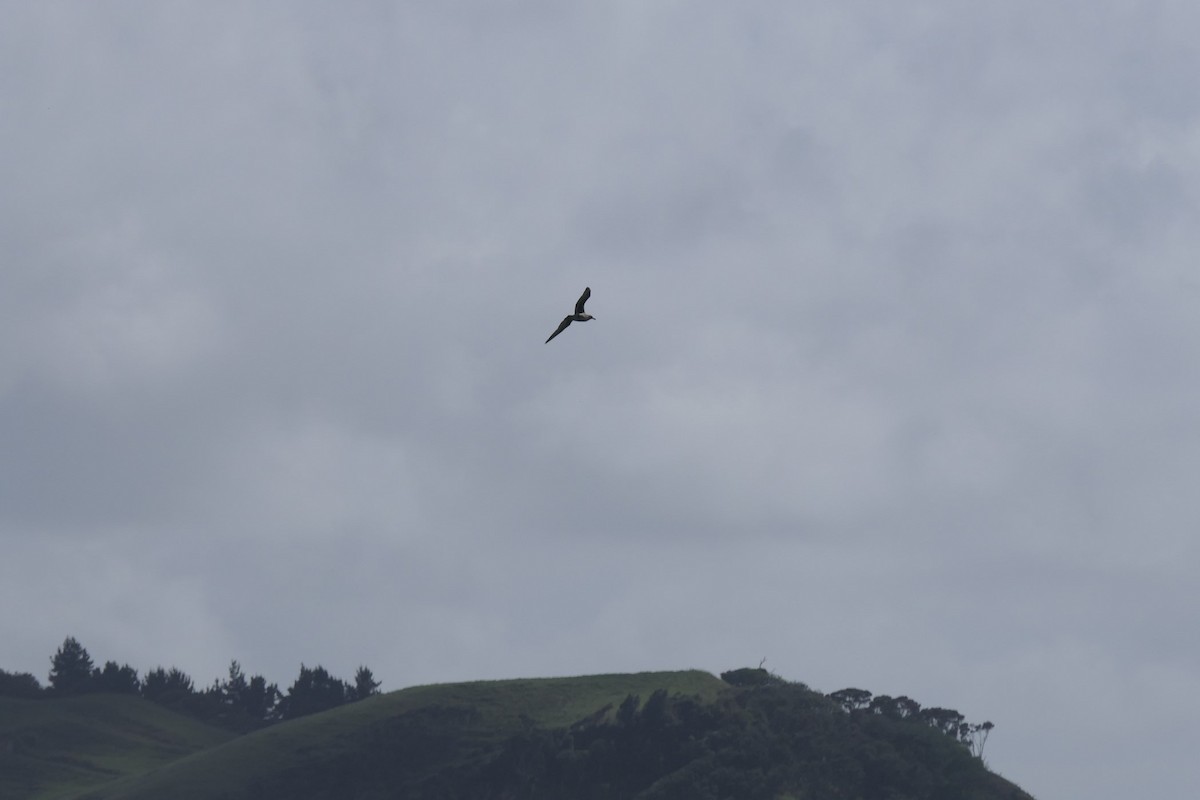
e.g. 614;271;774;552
7;670;1034;800
0;693;233;800
73;670;726;800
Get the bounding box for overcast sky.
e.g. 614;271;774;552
3;2;1199;797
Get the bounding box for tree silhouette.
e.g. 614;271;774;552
210;662;279;729
616;693;640;728
829;687;873;712
720;667;773;687
280;664;351;720
219;660;280;722
964;720;995;760
223;660;248;703
244;674;281;721
49;637;94;695
142;666;195;706
919;706;966;737
0;669;43;698
352;666;381;700
93;661;140;693
868;694;922;719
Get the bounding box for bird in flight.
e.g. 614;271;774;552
545;287;594;343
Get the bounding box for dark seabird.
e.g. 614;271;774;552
545;286;594;343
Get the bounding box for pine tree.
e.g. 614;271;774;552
352;665;381;700
92;661;140;693
49;636;94;695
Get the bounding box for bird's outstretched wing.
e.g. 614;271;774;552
545;316;573;343
574;286;591;315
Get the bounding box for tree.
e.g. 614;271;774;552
868;694;922;719
639;688;670;730
0;669;43;698
892;695;921;719
49;637;94;694
221;660;248;705
243;674;281;721
829;687;873;712
919;706;966;737
220;660;280;722
720;667;773;688
352;666;381;700
279;664;351;720
92;661;140;693
617;693;640;728
142;666;195;705
965;720;994;760
869;694;896;716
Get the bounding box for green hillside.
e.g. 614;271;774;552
7;670;1033;800
0;693;233;800
73;670;726;800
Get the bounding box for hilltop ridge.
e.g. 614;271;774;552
3;668;1033;800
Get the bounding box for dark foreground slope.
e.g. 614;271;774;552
0;693;233;800
61;670;1031;800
